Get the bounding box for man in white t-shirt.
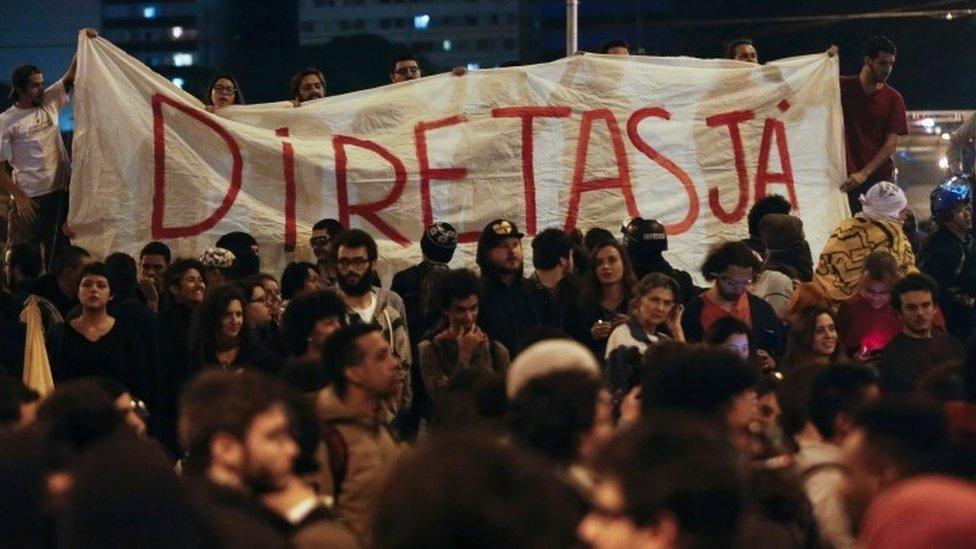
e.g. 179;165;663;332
0;28;97;269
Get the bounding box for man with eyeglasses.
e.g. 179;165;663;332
681;240;783;356
331;228;412;431
390;54;466;84
310;218;343;286
289;67;326;107
390;55;422;83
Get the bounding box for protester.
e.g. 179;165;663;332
0;375;39;430
138;240;171;312
476;218;554;355
793;364;879;549
682;240;783;356
836;251;900;360
188;283;281;374
332;228;412;424
418;268;509;409
529;227;579;326
705;320;778;383
258;273;283;326
859;475;976;549
65;434;205;548
390;55;421;83
279;289;346;392
919;174;976;339
309;218;344;286
0;29;97;269
575;240;637;359
839;36;908;213
578;415;746;549
507;339;607;501
216;231;260;278
104;252;162;409
879;273;964;396
31;244;91;317
727;37;759;62
157;258;206;450
842;400;958;531
280;261;322;304
290;67;326;106
236;274;274;332
56;262;153;403
316;323;404;545
605;273;683;397
621;216;696;303
179;370;296;548
85;377;149;439
947;114;976;172
373;434;581;549
640;343;759;450
781;306;843;372
391;221;457;350
199;246;236;289
203;73;244;112
744;236;796;319
600;39;630;56
751;196;813;282
813;181;916;303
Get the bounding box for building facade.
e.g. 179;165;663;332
298;0;523;70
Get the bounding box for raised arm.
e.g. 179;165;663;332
62;28;99;90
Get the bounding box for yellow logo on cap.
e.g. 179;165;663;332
492;220;513;235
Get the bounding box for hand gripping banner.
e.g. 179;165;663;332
69;33;849;281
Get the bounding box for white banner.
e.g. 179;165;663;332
69;33;848;282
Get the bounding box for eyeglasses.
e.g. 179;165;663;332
129;399;150;422
394;66;420;76
213;85;236;94
310;236;330;247
336;257;370;269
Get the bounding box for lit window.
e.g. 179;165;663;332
143;6;157;18
443;39;452;51
172;77;185;89
171;26;184;39
414;14;430;29
466;62;480;70
172;53;194;67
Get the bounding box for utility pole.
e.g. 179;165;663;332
566;0;579;56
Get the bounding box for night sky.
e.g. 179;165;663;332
0;0;973;111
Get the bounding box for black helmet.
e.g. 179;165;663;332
621;217;667;252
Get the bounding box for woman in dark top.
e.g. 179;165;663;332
157;258;207;454
56;263;150;400
189;284;281;374
573;240;637;359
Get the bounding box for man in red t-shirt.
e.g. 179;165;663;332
839;35;908;213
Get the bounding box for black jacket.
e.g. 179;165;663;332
479;274;553;355
920;226;976;339
682;292;784;357
391;261;448;348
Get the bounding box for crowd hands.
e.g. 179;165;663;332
5;29;976;549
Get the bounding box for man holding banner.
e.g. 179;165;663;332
1;28;97;269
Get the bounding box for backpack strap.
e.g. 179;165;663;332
320;422;349;503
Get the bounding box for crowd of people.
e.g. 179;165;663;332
2;28;976;549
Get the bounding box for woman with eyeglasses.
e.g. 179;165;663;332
56;262;152;406
203;72;244;112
